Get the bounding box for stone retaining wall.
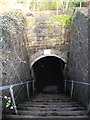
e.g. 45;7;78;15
1;10;31;112
67;8;89;108
26;16;70;64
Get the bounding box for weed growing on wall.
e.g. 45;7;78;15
50;15;73;28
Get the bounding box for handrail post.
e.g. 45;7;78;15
70;80;74;98
32;80;35;94
26;82;30;100
64;80;67;94
87;101;90;115
9;86;18;115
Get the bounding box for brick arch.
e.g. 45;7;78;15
30;49;67;68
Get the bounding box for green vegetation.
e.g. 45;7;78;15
17;0;88;11
6;97;11;108
39;1;62;11
48;24;53;33
64;7;75;15
29;0;62;10
17;0;27;4
69;1;88;8
23;0;27;5
17;0;88;14
26;18;35;25
50;15;73;27
71;1;80;7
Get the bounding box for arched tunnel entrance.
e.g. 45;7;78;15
31;56;65;94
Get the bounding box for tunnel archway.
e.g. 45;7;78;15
30;49;67;68
30;49;66;94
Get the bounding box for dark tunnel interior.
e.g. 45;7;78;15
32;56;65;94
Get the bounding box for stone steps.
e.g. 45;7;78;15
15;110;87;116
2;94;89;120
3;115;89;120
18;102;79;106
17;106;85;111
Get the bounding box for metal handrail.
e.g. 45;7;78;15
64;80;90;115
64;80;90;97
64;80;90;86
0;81;31;91
0;80;35;115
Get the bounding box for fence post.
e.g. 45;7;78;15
9;86;18;115
32;80;35;94
64;80;67;94
26;82;30;100
70;80;74;98
87;101;90;115
80;2;82;8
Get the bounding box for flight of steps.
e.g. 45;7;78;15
3;94;89;120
